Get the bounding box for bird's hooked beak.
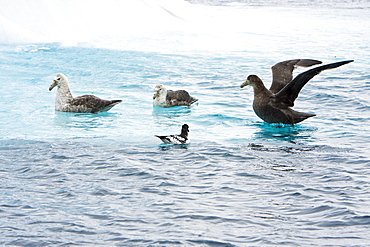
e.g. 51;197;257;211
153;85;163;99
49;80;58;91
240;79;251;88
153;89;159;99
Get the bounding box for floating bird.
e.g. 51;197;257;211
155;124;189;144
153;84;198;107
240;59;353;125
49;73;122;113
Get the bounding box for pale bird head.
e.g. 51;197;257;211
153;84;167;99
49;73;68;91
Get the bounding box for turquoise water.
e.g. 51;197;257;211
1;1;370;246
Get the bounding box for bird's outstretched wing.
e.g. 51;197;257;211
273;60;354;107
270;59;322;94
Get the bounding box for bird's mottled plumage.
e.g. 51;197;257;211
155;124;189;144
49;73;121;113
153;84;197;107
240;59;353;125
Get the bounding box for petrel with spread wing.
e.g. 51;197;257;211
240;59;353;125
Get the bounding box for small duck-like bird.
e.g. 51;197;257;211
240;59;353;125
155;124;189;144
49;73;122;113
153;84;198;107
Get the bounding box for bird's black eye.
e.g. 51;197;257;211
56;78;61;81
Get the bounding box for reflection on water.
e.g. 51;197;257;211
152;105;193;119
53;111;120;130
253;122;318;144
158;143;189;151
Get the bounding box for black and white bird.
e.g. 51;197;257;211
49;73;122;113
153;84;198;107
240;59;353;125
155;124;189;144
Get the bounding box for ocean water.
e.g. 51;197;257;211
1;0;370;246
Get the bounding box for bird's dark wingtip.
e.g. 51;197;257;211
339;60;354;65
316;60;354;71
